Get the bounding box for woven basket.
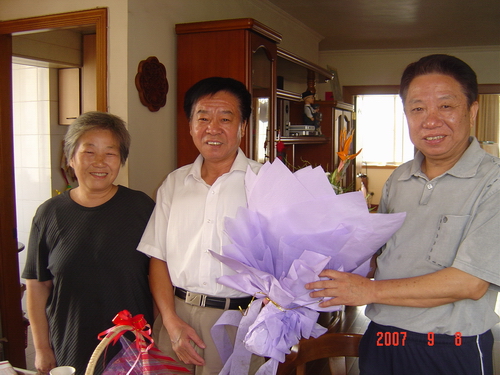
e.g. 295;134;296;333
84;324;133;375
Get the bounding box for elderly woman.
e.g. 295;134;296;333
22;112;155;375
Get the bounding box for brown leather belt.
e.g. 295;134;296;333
174;287;252;310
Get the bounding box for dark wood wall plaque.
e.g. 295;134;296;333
135;56;168;112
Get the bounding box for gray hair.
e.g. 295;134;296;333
64;111;131;165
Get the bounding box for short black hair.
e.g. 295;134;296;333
399;54;478;107
183;77;252;123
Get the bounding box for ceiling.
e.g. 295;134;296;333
267;0;500;51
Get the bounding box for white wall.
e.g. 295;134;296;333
13;29;82;67
1;0;132;187
13;65;53;304
1;0;322;198
125;0;323;197
317;46;500;99
3;1;499;198
318;46;500;205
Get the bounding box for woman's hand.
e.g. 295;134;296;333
34;347;57;374
26;279;54;374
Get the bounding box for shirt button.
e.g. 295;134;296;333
443;216;448;223
207;219;212;224
427;183;433;189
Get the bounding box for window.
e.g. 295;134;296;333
356;95;414;165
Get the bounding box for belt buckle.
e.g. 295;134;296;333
185;291;207;307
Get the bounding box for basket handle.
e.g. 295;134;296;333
84;324;133;375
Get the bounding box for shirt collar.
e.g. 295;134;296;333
400;137;485;181
185;148;248;182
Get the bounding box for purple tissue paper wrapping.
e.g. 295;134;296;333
211;159;406;375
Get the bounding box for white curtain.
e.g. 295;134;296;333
476;94;500;143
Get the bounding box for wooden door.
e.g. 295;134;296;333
0;8;107;367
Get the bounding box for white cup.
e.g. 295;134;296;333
49;366;76;375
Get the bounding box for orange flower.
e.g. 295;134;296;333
337;129;362;161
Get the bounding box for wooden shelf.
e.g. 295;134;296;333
175;18;280;166
277;88;302;101
175;18;354;175
277;47;333;83
277;136;329;145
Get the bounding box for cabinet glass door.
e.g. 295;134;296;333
251;46;273;163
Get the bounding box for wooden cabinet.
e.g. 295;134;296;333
175;18;281;167
58;67;80;125
333;103;356;188
82;34;96;113
277;99;354;179
175;18;355;185
58;34;96;125
273;47;355;184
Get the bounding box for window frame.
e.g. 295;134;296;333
355;93;412;166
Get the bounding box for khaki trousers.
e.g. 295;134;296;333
153;296;264;375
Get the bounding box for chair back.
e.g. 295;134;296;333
276;332;362;375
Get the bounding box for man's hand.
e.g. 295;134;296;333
306;267;489;308
306;270;375;307
149;258;206;365
166;317;206;366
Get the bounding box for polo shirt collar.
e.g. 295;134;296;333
401;137;484;181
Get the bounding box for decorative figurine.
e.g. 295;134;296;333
302;90;322;135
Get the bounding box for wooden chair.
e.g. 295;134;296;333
276;332;363;375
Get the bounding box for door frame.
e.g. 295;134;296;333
0;8;107;367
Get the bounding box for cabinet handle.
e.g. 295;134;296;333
66;117;77;120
